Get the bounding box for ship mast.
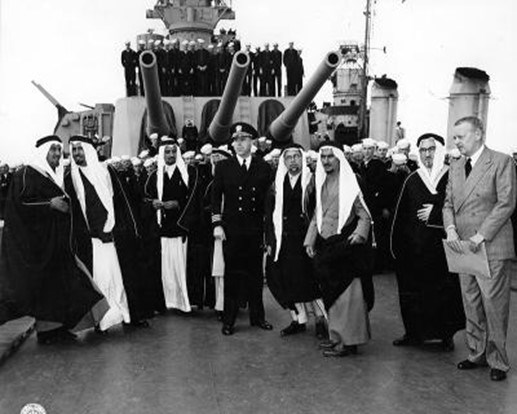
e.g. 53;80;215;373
359;0;372;138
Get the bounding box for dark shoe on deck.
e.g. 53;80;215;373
250;320;273;330
315;320;328;340
392;335;422;347
222;325;234;336
323;345;358;357
490;369;507;381
280;321;306;337
457;360;482;370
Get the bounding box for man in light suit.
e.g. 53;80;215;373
443;116;517;382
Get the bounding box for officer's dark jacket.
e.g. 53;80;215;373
211;156;272;236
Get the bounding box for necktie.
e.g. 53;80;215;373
241;159;247;173
465;158;472;178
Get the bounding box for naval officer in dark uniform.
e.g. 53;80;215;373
211;123;273;335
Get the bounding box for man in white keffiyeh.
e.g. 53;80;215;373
304;143;373;357
143;137;200;313
390;133;465;350
265;144;326;338
67;135;131;332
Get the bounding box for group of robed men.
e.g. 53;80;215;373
121;39;304;98
0;116;515;380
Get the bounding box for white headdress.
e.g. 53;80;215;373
30;136;64;188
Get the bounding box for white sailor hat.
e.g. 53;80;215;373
377;141;389;150
138;40;145;45
143;159;155;168
171;38;179;43
251;145;258;154
149;133;159;141
62;158;71;167
200;143;213;155
154;39;162;46
362;138;377;148
396;139;410;149
131;157;142;166
182;40;189;45
307;150;318;160
177;137;185;144
121;155;131;161
189;40;196;46
258;137;267;143
343;145;352;153
111;156;122;163
392;153;407;165
195;154;204;161
270;148;281;157
207;44;214;49
197;38;205;44
147;39;155;44
139;150;150;159
449;148;461;159
183;150;195;159
351;143;363;152
163;39;170;45
264;154;273;162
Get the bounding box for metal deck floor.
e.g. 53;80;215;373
1;273;517;414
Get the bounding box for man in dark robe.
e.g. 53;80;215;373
142;138;202;312
0;136;108;344
65;136;151;331
212;123;273;335
265;145;325;337
359;138;390;272
304;143;373;357
391;133;465;349
121;41;138;96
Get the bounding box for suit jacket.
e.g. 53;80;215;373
443;147;517;261
211;156;272;236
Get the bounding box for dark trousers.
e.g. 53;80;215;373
124;68;137;97
273;70;282;96
222;232;265;326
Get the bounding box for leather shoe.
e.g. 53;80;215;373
392;335;422;347
315;320;328;340
318;340;339;350
280;321;306;336
457;360;481;370
251;320;273;330
323;345;358;357
490;369;507;381
222;325;234;336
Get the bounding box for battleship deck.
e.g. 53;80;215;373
1;273;517;414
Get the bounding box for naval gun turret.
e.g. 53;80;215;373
269;51;341;143
208;51;250;143
139;50;176;141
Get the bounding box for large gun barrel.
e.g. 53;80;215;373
140;50;170;137
208;51;251;143
269;51;341;142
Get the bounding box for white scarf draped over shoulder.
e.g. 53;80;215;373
272;149;311;261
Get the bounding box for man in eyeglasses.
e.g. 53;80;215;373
391;133;465;351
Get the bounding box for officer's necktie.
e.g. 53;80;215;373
465;158;472;178
241;159;247;174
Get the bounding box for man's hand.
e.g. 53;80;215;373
152;200;163;210
213;226;226;241
468;233;485;253
49;196;69;213
162;200;179;210
446;227;463;253
348;233;365;245
265;245;273;256
306;245;315;258
417;203;433;222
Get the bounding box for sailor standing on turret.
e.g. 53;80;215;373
121;41;138;97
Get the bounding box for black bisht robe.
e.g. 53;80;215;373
265;176;321;309
391;170;465;340
0;167;108;328
65;166;155;321
142;166;203;308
